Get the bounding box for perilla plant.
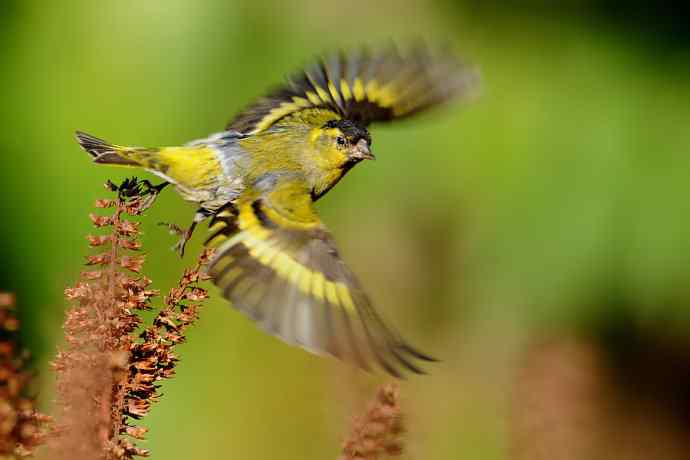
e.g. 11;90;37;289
0;293;50;458
50;179;211;459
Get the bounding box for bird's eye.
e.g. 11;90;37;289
336;136;346;146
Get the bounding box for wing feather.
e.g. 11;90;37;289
204;180;434;376
227;44;479;134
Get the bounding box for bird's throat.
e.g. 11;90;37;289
310;164;353;201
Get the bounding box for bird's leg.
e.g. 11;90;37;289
141;179;170;194
106;177;169;212
159;208;212;258
136;180;170;210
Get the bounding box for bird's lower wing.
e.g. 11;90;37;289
204;179;434;377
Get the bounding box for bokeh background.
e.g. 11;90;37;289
2;1;690;458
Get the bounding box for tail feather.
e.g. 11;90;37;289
75;131;141;166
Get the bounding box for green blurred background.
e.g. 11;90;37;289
2;1;690;458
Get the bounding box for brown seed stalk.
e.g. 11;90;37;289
0;293;51;458
340;384;405;460
49;178;211;459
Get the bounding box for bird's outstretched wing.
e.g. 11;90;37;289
204;178;434;377
227;44;479;134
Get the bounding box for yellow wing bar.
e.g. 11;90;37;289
204;180;435;377
227;44;479;134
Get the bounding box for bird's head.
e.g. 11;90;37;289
308;119;374;171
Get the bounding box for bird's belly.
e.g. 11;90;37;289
172;176;244;210
155;134;250;209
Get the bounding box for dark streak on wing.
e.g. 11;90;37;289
226;44;479;134
251;200;278;229
203;183;437;377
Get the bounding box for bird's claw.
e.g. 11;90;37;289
109;178;169;212
158;222;191;258
158;221;185;235
158;208;205;259
136;180;169;211
172;236;190;258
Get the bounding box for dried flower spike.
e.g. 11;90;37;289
50;178;210;460
118;248;213;447
0;293;50;458
340;384;405;460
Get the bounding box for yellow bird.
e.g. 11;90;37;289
76;45;479;377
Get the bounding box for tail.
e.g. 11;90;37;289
75;131;143;166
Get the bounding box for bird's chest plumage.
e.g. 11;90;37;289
237;133;348;201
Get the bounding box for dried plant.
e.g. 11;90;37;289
49;179;211;459
46;177;404;460
339;383;405;460
115;248;212;456
0;293;50;458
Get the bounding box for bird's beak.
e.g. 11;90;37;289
352;139;375;161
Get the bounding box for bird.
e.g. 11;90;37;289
75;45;479;377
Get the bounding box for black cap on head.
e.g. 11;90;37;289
323;119;372;145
